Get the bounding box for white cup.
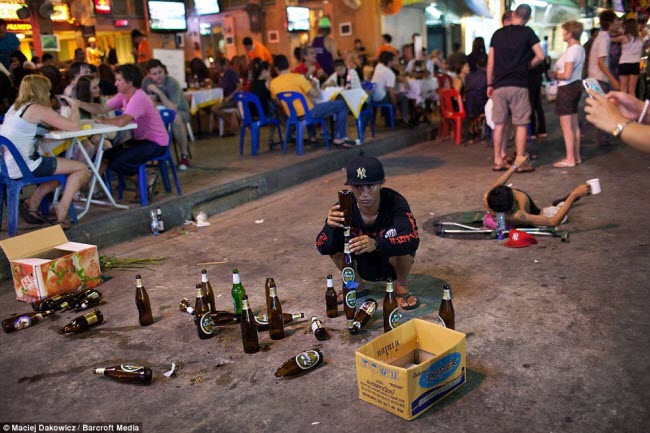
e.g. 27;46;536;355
587;178;601;195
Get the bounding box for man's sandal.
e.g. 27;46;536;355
396;292;420;310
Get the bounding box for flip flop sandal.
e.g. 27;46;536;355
514;164;535;173
492;164;509;172
396;292;420;310
19;202;47;225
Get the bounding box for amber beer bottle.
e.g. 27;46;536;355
350;299;378;335
240;295;260;354
254;312;304;331
93;365;153;385
264;277;275;314
311;316;329;341
59;309;104;334
135;275;154;326
201;269;216;313
268;285;285;340
325;274;338;318
194;284;214;339
338;189;354;228
74;290;103;312
178;298;195;315
275;348;324;377
383;278;400;332
32;293;76;312
2;310;54;333
439;284;455;330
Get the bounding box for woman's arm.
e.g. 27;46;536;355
555;62;574;80
76;99;113;115
24;100;80;131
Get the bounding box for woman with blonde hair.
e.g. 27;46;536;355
0;74;89;229
548;20;585;168
611;18;644;95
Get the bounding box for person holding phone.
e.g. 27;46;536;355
548;21;585;168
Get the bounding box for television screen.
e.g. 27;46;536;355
286;6;310;32
196;0;220;15
148;1;187;32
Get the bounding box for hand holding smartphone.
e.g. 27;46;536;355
583;78;605;98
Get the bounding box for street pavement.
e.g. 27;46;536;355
0;104;649;432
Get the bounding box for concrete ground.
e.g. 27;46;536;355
0;105;649;432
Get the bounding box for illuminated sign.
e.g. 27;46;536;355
7;23;31;32
51;4;71;22
199;23;211;35
0;3;24;20
95;0;111;15
114;19;129;27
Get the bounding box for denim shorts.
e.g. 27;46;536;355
32;156;57;177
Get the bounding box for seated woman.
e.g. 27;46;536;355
75;75;113;159
0;74;90;229
483;155;591;227
322;58;361;89
292;46;327;83
249;60;275;118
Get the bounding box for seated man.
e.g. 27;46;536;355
76;63;169;201
270;54;354;148
483;155;591;227
371;51;411;127
142;59;192;170
63;61;91;99
316;156;420;310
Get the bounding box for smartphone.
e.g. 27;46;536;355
583;78;605;97
55;95;68;107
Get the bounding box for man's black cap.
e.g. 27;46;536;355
345;156;385;185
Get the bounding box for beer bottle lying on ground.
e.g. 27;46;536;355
383;278;401;332
201;269;216;313
439;284;455;330
73;290;103;312
240;295;260;354
325;274;338;318
93;365;153;385
275;348;324;377
32;292;77;312
350;299;378;335
59;309;104;334
311;316;329;341
268;284;285;340
194;284;214;339
179;298;195;315
178;298;237;325
254;313;305;331
3;310;54;333
135;275;154;326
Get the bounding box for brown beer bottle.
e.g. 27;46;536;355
179;300;237;325
179;298;195;315
59;309;104;334
135;275;154;326
31;293;77;312
325;274;338;318
264;277;275;315
194;284;214;339
268;285;285;340
350;299;378;335
274;348;324;377
2;310;54;333
240;295;260;354
439;284;455;330
73;290;103;312
201;269;216;313
93;365;153;385
338;189;354;228
311;316;329;341
254;312;304;331
383;278;400;332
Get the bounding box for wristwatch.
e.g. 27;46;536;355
612;119;633;137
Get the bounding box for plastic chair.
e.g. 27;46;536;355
276;92;330;156
438;88;466;145
356;83;376;143
362;81;395;129
115;109;182;206
0;135;78;236
234;92;282;156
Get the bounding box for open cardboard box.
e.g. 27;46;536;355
355;318;466;420
0;226;102;303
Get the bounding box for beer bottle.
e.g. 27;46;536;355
240;295;260;354
274;348;324;377
231;269;246;320
342;281;358;330
150;209;160;236
2;310;54;333
268;284;285;340
59;309;104;334
31;293;76;312
341;241;356;286
201;269;216;313
135;274;154;326
61;288;95;311
338;189;354;229
254;312;304;331
178;298;195;315
383;278;401;332
325;274;338;318
311;316;329;341
194;283;214;339
439;284;455;330
93;365;153;385
264;277;275;315
350;299;378;335
156;207;164;232
74;290;103;312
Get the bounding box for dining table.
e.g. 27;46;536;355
314;87;369;119
44;120;137;218
184;87;224;135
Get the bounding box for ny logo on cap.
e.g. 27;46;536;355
356;167;366;179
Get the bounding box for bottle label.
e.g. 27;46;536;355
388;309;402;329
345;290;356;309
200;313;214;334
292;313;304;320
442;289;451;300
233;273;241;284
255;314;268;325
94;368;105;375
14;316;32;330
201;274;208;283
186;307;194;315
295;350;320;370
311;319;324;332
342;267;355;284
85;313;99;325
386;281;394;292
120;365;145;372
327;277;334;288
360;300;376;316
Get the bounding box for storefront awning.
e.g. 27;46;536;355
446;0;492;19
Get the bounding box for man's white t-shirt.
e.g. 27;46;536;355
588;31;610;83
371;62;396;101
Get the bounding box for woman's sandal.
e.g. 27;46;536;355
19;202;48;225
396;292;420;310
57;220;71;231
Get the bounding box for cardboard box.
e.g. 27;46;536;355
0;226;102;303
355;318;466;420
